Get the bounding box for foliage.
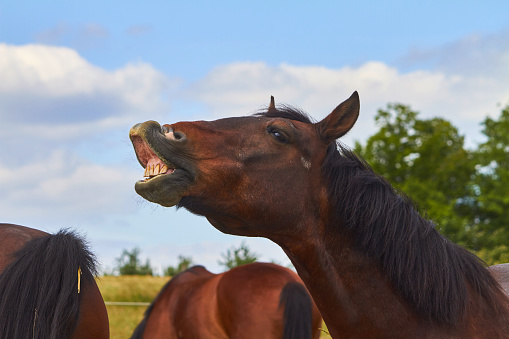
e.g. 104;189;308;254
114;247;153;276
218;242;259;270
164;255;194;276
355;103;509;264
469;105;509;264
355;103;476;244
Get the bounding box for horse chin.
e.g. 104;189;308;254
206;217;234;234
134;169;191;207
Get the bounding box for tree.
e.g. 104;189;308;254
164;255;194;276
470;105;509;264
218;242;258;270
354;102;509;264
355;103;476;245
115;247;153;276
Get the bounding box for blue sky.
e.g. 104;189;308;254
1;1;509;273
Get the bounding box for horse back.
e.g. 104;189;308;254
0;223;47;272
141;266;226;338
216;262;321;338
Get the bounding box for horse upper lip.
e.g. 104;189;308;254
130;120;194;180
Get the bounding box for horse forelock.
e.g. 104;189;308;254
322;143;507;326
0;229;97;339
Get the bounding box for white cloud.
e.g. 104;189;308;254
0;149;140;222
0;43;173;135
126;25;152;37
2;33;509;274
184;54;509;147
399;29;509;79
34;22;109;50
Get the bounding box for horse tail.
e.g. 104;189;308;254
0;229;97;339
130;279;171;339
130;317;148;339
279;281;314;339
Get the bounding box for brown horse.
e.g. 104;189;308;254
131;262;322;339
0;223;109;339
130;92;509;338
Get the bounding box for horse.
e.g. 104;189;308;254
129;92;509;338
0;223;109;339
131;262;322;339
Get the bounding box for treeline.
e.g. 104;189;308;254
355;103;509;265
110;242;260;276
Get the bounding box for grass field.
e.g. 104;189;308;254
96;275;169;339
96;275;330;338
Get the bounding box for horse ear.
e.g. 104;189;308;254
268;96;277;112
315;91;360;144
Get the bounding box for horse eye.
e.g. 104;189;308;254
268;127;288;143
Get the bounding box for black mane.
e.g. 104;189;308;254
0;229;97;339
258;106;506;326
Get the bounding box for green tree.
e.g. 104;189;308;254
355;103;476;244
470;105;509;264
115;247;153;276
164;255;194;276
218;242;258;270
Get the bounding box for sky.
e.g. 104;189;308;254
1;1;509;274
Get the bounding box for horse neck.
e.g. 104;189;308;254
277;227;422;338
275;202;509;338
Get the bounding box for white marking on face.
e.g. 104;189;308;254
301;156;311;169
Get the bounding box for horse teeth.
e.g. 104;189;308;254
143;163;172;178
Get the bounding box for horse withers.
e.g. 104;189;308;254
130;93;509;338
131;262;322;339
0;223;109;339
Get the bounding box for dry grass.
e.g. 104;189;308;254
105;305;147;339
96;275;168;339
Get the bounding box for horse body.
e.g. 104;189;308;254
130;93;509;338
0;223;109;339
133;262;322;339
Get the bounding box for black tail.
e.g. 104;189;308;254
279;281;314;339
130;278;173;339
0;229;97;339
130;316;148;339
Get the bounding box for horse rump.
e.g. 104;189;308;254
0;229;97;339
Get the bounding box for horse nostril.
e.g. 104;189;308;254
174;131;187;142
163;126;187;143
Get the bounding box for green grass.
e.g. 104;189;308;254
97;275;330;339
96;275;169;339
